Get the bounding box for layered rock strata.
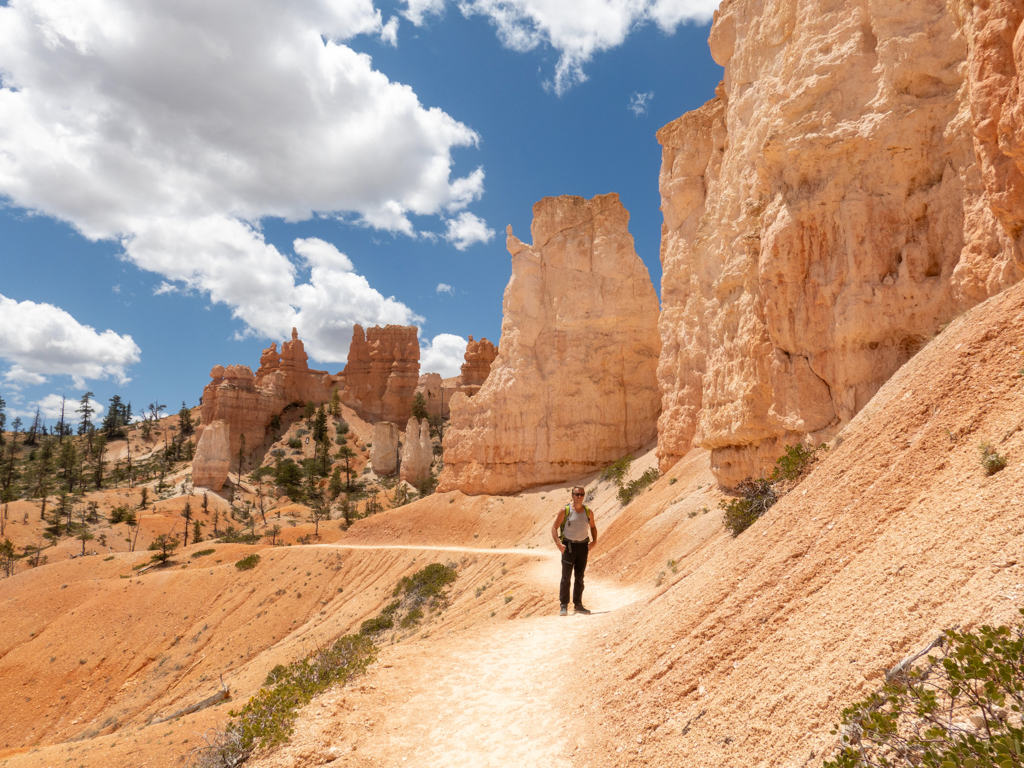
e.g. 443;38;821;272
342;325;421;425
400;418;433;488
457;336;498;397
414;374;449;420
192;329;339;490
439;193;662;495
369;421;400;476
656;0;1024;485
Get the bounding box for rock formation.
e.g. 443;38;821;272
192;329;340;490
458;336;498;397
192;420;231;491
438;193;662;495
414;373;450;420
400;418;433;488
342;325;421;425
369;421;400;476
655;0;1024;485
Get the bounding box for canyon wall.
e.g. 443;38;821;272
192;329;339;491
439;193;662;495
342;325;421;426
656;0;1024;485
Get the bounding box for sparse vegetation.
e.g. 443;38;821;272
825;612;1024;768
191;548;216;558
980;442;1008;476
618;467;661;505
235;554;260;571
600;454;633;485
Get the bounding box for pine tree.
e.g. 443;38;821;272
181;500;192;547
178;402;194;437
0;394;6;446
91;434;107;490
77;391;95;439
412;391;428;422
329;388;341;417
25;407;42;447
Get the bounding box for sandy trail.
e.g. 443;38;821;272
255;553;644;768
316;544;558;557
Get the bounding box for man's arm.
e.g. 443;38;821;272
588;514;598;551
550;510;567;552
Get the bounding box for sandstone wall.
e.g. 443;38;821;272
400;418;433;488
438;193;662;495
342;325;421;425
192;329;339;490
656;0;1024;485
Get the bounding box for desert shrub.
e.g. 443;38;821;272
295;428;308;437
109;505;134;525
400;607;424;628
336;420;349;435
286;437;302;450
196;634;375;767
980;442;1008;476
392;562;458;611
618;467;661;505
772;443;821;482
235;554;260;571
219;529;261;545
600;455;633;486
191;548;216;558
825;612;1024;768
719;477;777;537
359;614;394;635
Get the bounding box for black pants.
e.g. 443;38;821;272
559;540;589;606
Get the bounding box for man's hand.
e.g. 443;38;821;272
555;541;565;553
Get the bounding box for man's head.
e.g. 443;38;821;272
571;486;585;500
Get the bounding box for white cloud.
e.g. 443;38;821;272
444;0;719;94
420;333;467;378
629;90;654;115
0;0;486;355
444;211;495;250
403;0;447;26
10;393;105;423
436;283;454;295
380;15;400;45
0;294;141;387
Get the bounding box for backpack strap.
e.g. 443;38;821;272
559;503;592;540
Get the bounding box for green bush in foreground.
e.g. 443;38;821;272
825;612;1024;768
199;634;376;766
980;442;1008;476
235;554;260;571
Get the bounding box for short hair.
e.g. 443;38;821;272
572;486;585;494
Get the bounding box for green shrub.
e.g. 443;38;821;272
191;548;216;558
109;505;133;524
199;634;375;766
287;437;302;450
825;612;1024;768
400;607;424;628
618;467;661;505
336;420;349;435
600;455;633;486
392;562;458;611
220;529;261;544
235;554;260;571
772;443;821;482
980;442;1008;476
359;614;394;635
719;477;777;537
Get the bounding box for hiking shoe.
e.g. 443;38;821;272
574;605;591;615
559;604;568;616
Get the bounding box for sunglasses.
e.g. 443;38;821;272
572;492;585;497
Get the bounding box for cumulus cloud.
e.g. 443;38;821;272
629;90;654;115
10;393;105;424
0;294;141;387
420;333;467;378
0;0;486;358
444;211;495;250
405;0;719;94
436;283;454;295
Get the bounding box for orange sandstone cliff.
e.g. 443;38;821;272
655;0;1024;485
439;193;662;495
341;324;421;426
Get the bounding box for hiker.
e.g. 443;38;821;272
551;486;598;616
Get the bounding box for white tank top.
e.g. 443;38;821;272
562;506;591;541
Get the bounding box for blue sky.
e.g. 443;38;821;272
0;0;721;427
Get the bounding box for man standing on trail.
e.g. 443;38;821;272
552;486;598;616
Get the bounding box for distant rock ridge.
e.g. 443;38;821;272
192;328;339;491
458;335;497;398
342;324;420;426
439;193;662;495
655;0;1024;485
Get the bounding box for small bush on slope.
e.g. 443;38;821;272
720;443;825;536
824;611;1024;768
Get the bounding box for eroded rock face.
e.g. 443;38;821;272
400;418;433;488
458;336;498;397
192;329;340;490
192;420;231;491
342;325;421;425
369;421;400;476
439;193;662;495
414;374;450;420
656;0;1024;485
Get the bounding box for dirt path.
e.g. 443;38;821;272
317;544;557;557
253;554;644;768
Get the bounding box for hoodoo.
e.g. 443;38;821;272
655;0;1024;485
341;324;421;426
439;193;662;495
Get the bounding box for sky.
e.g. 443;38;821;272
0;0;722;429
